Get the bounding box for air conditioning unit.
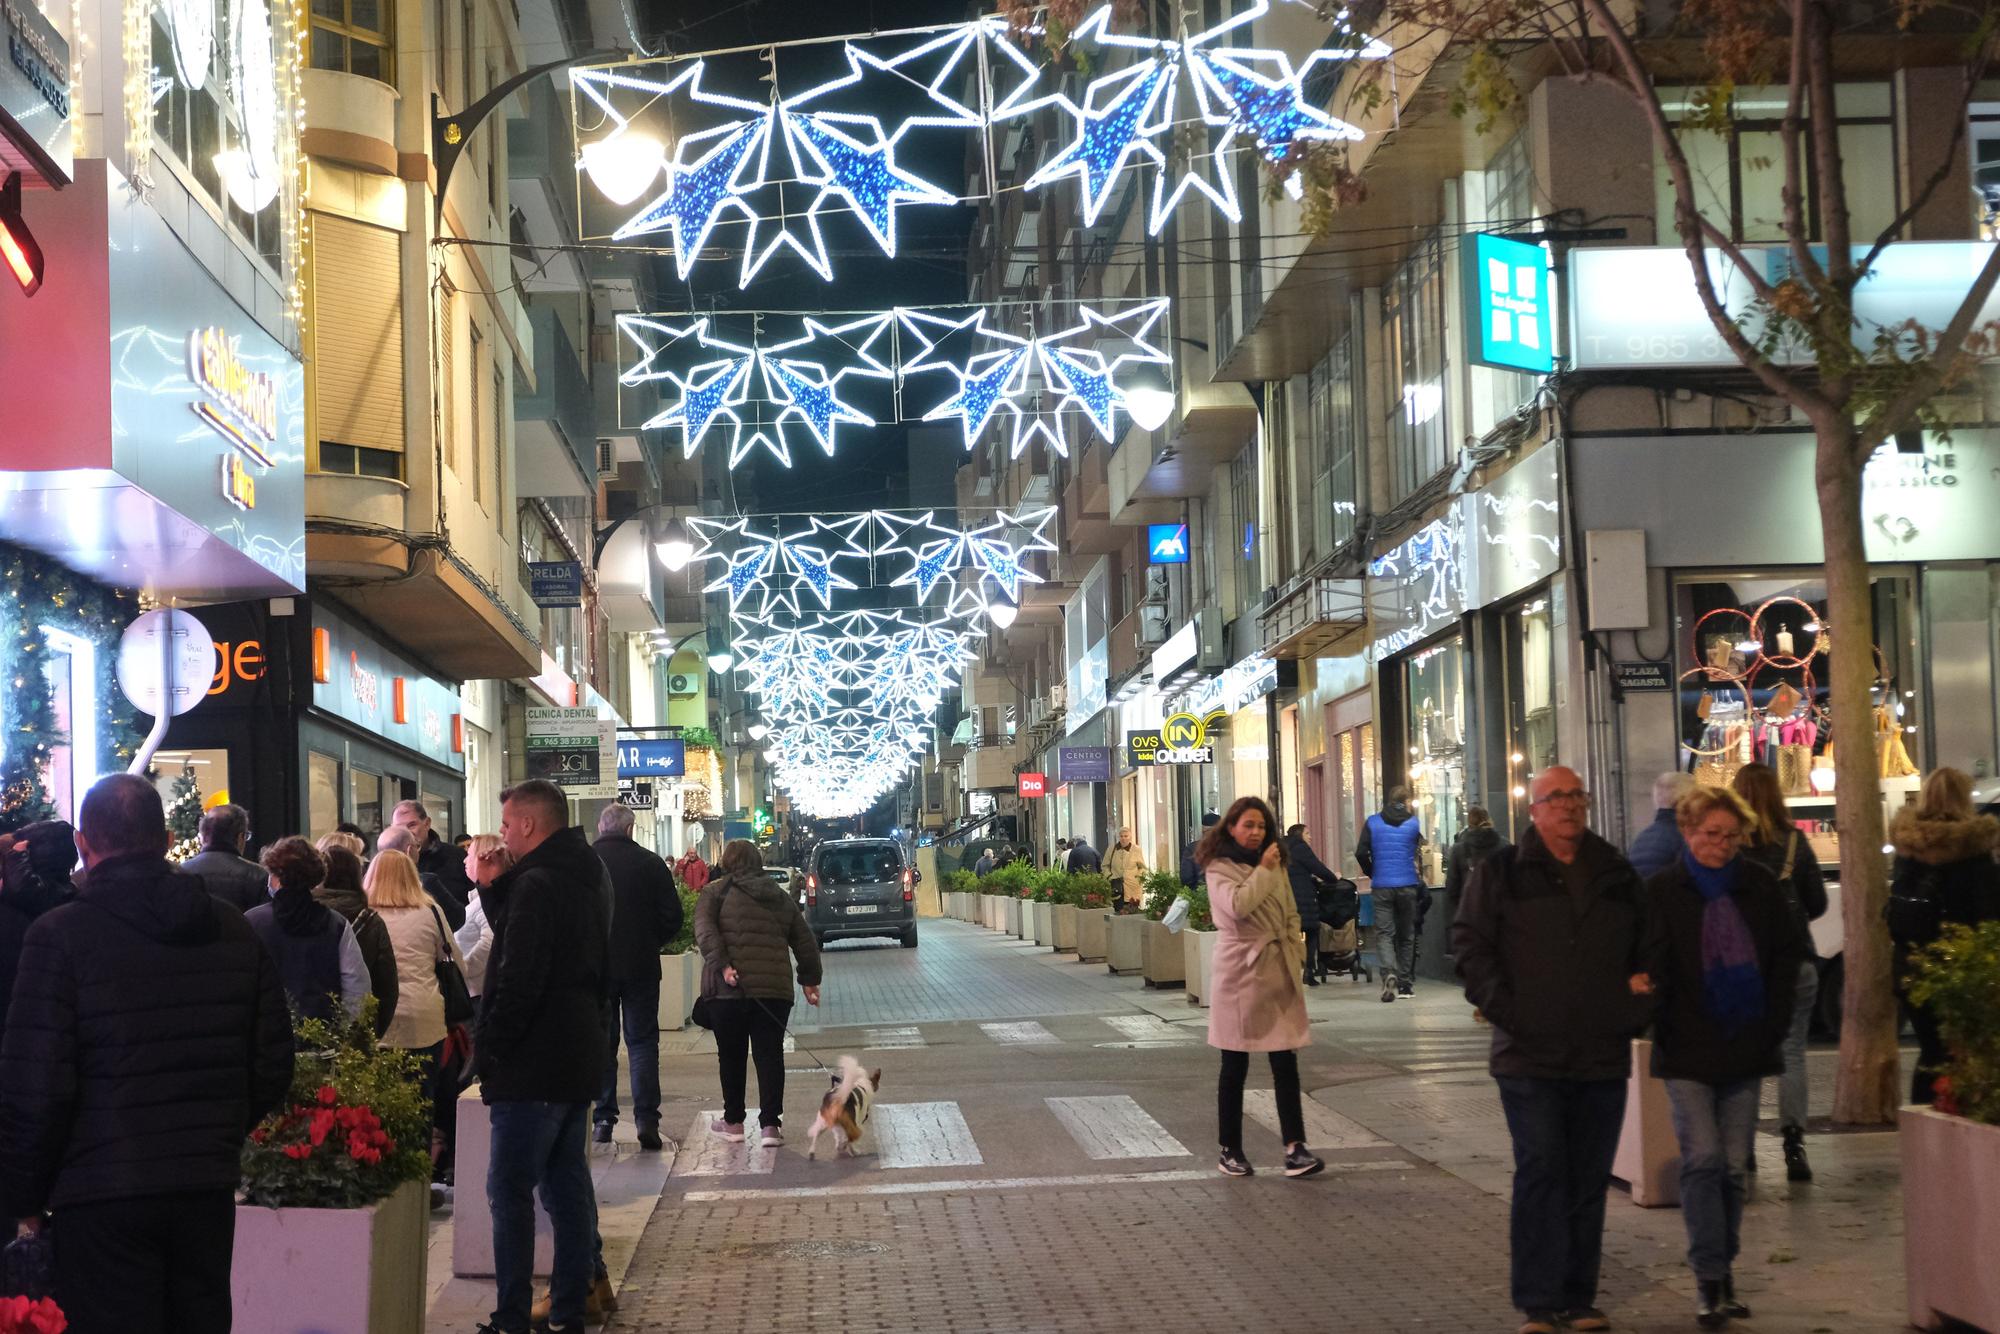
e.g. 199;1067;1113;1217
667;673;698;697
595;439;617;480
1049;684;1068;711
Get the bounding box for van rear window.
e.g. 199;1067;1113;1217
818;847;902;885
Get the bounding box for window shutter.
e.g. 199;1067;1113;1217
312;215;406;454
439;287;455;468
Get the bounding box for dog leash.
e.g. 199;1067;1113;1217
748;992;833;1075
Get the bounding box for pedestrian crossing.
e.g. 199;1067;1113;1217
1336;1030;1493;1074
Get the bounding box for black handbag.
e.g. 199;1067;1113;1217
1;1224;55;1301
428;903;475;1027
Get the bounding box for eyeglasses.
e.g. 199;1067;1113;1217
1690;825;1744;845
1530;789;1592;808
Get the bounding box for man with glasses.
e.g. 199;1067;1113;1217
1452;766;1654;1334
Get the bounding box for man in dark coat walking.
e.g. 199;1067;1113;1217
1064;836;1102;874
0;774;293;1333
180;803;267;912
592;802;683;1151
477;780;612;1334
1180;811;1220;888
1451;766;1653;1334
1283;825;1342;986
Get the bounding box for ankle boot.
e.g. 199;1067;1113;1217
1782;1125;1813;1182
1720;1275;1750;1319
1696;1279;1727;1329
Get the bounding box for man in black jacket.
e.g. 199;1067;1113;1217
1451;766;1652;1334
379;822;466;931
1179;811;1220;888
477;780;612;1334
0;774;292;1333
592;802;683;1151
1064;836;1101;874
396;797;477;907
1283;825;1342;985
180;802;267;912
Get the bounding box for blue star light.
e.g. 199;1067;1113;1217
902;541;960;600
647;357;753;457
762;355;871;455
1038;344;1118;436
1193;54;1363;170
782;543;856;609
970;538;1033;601
614;114;769;271
1021;60;1173;226
785;113;957;256
926;347;1029;447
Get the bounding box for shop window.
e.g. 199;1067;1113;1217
1306;331;1360;561
1403;637;1468;885
1672;574;1920;813
149;5;284;272
1654;84;1896;244
351;768;384;840
1971;105;2000;240
309;750;342;838
1331;720;1377;879
39;627;97;823
1228;447;1259;614
316;443;404;478
1502;596;1558;834
1382;232;1449;504
309;0;394;82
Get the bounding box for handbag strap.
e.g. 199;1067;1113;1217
425;901;453;965
1779;830;1800;885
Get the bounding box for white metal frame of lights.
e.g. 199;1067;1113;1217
616;298;1172;467
565;2;1385;281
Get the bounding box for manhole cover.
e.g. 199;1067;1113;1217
723;1239;891;1261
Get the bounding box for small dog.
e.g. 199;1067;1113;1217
806;1056;882;1160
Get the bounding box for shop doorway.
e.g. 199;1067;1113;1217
1302;760;1327;858
1324;689;1377;879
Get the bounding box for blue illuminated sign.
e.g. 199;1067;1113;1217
1147;523;1190;565
1466;232;1554;374
616;738;687;778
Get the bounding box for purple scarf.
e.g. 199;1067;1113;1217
1683;852;1764;1036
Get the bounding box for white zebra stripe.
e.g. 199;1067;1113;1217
871;1102;983;1168
1047;1095;1191;1160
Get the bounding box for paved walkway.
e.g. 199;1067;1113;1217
429;918;1915;1334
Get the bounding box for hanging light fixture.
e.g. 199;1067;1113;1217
581;128;668;207
747;723;768;740
654;515;695;572
988;600;1018;629
1123;384;1176;431
707;650;735;673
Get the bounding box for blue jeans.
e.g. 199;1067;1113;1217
1666;1078;1759;1282
595;974;662;1130
1777;961;1819;1131
1496;1076;1628;1313
486;1100;595;1333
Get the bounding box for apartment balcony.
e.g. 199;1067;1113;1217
1259;573;1374;660
965;736;1023;791
506;80;587;292
514;306;597;498
1060;437;1123;554
301;70;399;176
1107;345;1259;516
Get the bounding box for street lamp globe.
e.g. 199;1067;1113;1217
580;129;667;207
707;650;735;673
988;601;1018;629
655;535;694;572
1123;385;1175;432
747;723;768;741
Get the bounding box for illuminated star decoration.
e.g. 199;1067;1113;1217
647;356;755;458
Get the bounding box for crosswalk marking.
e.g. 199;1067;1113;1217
864;1026;927;1050
981;1021;1060;1046
678;1111;778;1177
1404;1060;1489;1073
872;1102;983;1168
1102;1014;1198;1044
1047;1095;1191;1160
1244;1090;1392;1151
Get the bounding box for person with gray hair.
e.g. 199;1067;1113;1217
591;802;681;1150
380;823;465;930
182;802;267;913
1629;771;1697;880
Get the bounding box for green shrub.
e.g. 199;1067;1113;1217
1141;869;1186;921
947;869;979;895
661;885;700;955
1065;872;1115;910
982;858;1036;896
1908;921;2000;1124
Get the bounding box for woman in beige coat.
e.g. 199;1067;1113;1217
1200;796;1323;1180
1105;827;1148;910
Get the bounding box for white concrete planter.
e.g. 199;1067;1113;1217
980;894;999;929
1183;928;1216;1006
1141;919;1186;988
988;895;1007;931
455;1088;555;1277
1005;896;1024;937
1904;1105;2000;1331
657;951;699;1031
1074;908;1110;961
1610;1038;1679;1207
1031;900;1054;946
1108;913;1146;974
951;892;968;920
1052;903;1080;952
233;1177;427;1333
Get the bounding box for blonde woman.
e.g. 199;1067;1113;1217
1104;827;1149;911
317;830;366;861
366;849;468;1154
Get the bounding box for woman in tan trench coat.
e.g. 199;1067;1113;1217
1200;796;1324;1180
1104;827;1148;911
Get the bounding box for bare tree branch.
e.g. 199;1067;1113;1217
1855;240;2000;455
1806;0;1853;294
1860;55;1993;276
1780;0;1826;293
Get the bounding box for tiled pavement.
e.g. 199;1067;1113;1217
430;918;1916;1334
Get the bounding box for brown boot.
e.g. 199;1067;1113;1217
531;1281;609;1325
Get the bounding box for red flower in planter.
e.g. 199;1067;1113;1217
0;1295;68;1334
317;1084;339;1106
1933;1075;1961;1116
283;1143;312;1160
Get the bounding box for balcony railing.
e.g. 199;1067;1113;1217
1258;574;1373;660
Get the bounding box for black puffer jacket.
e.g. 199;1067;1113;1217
1451;828;1653;1082
1283;834;1340;926
0;853;293;1215
696;870;822;1002
1445;825;1510;897
0;871;72;1038
475;828;611;1103
595;834;683;983
313;882;399;1035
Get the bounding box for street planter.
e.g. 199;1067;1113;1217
1141;919;1186;988
1108;913;1145;975
657;950;700;1031
1610;1038;1679;1208
1031;900;1054;946
948;891;964;920
1074;908;1110;962
981;894;1001;930
1904;1105;2000;1331
1183;928;1216;1006
1052;903;1080;952
233;1177;428;1333
1004;895;1023;936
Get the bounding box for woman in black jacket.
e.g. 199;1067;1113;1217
0;822;76;1037
1444;807;1509;899
1887;766;2000;1104
313;841;399;1036
1732;762;1829;1181
247;837;367;1026
1642;786;1809;1329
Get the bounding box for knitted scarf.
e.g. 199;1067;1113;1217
1682;852;1764;1036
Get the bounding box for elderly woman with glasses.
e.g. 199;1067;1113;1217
1637;785;1810;1329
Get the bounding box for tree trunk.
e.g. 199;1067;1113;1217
1816;432;1901;1125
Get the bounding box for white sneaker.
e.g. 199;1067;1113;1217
760;1126;785;1149
709;1117;745;1143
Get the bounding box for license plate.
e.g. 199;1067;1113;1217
845;904;878;915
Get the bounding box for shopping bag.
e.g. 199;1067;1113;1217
1161;895;1191;933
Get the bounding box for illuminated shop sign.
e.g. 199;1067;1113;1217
1465;233;1553;373
189;327;280;457
1;0;73;182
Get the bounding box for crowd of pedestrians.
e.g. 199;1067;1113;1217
0;776;697;1334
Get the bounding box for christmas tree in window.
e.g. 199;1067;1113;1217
166;761;203;863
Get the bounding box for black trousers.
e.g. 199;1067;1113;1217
55;1188;236;1334
711;997;793;1128
1217;1048;1305;1154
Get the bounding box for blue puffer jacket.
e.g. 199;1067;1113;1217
1357;808;1424;888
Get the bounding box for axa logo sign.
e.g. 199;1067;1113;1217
1467;233;1554;375
1147;522;1190;564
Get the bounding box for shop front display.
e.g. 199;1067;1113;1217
1399;636;1468;887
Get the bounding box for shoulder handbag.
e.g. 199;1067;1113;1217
427;902;475;1027
1885;864;1944;947
690;880;734;1030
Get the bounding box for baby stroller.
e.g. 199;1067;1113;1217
1314;877;1369;984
